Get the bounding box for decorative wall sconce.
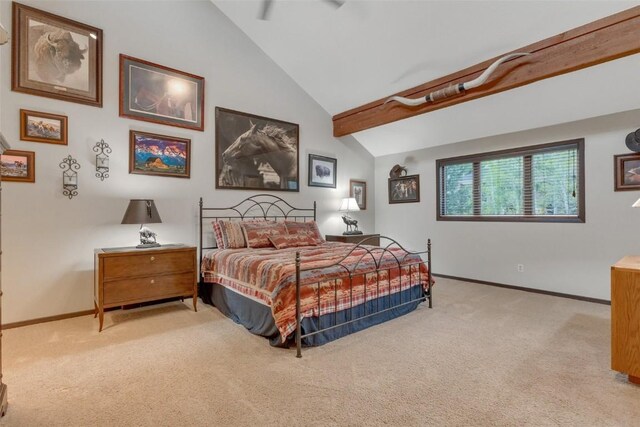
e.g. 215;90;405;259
93;139;111;181
59;155;81;199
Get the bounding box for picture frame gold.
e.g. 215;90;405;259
20;109;68;145
1;149;35;183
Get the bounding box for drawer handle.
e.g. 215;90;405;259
150;279;155;284
150;256;155;262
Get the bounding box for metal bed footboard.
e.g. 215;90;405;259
294;235;432;358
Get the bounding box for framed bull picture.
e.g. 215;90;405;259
11;2;103;107
120;55;205;131
308;154;337;188
389;174;420;204
215;107;299;191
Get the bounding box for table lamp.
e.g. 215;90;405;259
339;197;362;235
121;199;162;248
633;198;640;208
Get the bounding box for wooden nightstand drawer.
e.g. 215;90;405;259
326;234;380;246
103;250;194;280
104;272;195;305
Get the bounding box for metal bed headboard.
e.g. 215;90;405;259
198;194;316;280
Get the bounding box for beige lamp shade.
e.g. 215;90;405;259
121;199;162;224
339;197;360;212
633;198;640;208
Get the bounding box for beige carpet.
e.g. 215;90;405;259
0;278;638;426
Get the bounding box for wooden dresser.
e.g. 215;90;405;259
0;135;9;415
611;256;640;385
326;234;380;246
94;245;197;331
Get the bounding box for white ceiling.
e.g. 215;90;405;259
212;0;640;156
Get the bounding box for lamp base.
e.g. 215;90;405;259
343;231;363;235
136;243;161;249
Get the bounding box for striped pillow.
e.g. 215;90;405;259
269;233;319;250
284;221;324;243
242;221;288;248
212;221;225;249
212;220;249;249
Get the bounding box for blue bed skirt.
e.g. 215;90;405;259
199;282;426;347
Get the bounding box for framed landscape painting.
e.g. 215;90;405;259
216;107;299;191
389;174;420;204
20;109;68;145
350;179;367;210
12;2;103;106
120;55;205;131
614;153;640;191
1;150;35;183
308;154;337;188
129;130;190;178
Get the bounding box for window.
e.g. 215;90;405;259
437;139;584;222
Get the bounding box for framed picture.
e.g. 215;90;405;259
216;107;299;191
1;150;35;183
12;2;102;106
308;154;337;188
120;55;205;131
350;179;367;210
389;174;420;204
20;109;68;145
129;130;191;179
614;153;640;191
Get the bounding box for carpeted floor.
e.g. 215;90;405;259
0;278;638;426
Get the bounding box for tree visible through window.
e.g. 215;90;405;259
437;139;584;222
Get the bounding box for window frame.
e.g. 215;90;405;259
436;138;585;223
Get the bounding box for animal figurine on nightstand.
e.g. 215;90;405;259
138;226;160;248
342;215;363;235
389;164;408;179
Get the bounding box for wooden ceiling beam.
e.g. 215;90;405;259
333;6;640;137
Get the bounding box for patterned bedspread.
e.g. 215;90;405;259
201;241;430;341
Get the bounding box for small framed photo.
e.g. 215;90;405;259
129;130;191;179
350;179;367;210
615;153;640;191
308;154;337;188
389;174;420;204
1;150;35;183
12;2;103;106
20;109;68;145
120;55;205;131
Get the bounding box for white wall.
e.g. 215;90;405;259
375;109;640;301
0;0;375;324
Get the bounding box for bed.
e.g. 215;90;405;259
198;194;432;357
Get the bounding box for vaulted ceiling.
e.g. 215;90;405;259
212;0;640;156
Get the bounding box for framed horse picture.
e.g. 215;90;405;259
389;174;420;204
120;55;205;131
215;107;299;192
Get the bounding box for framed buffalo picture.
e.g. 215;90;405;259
20;109;68;145
308;154;337;188
120;55;205;131
1;150;35;183
12;2;103;106
129;130;191;179
614;153;640;191
389;174;420;204
350;179;367;210
216;107;299;191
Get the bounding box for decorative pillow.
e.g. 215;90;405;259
269;233;319;250
284;221;324;243
212;221;225;249
242;221;288;248
212;220;248;249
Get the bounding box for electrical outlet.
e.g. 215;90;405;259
517;264;524;273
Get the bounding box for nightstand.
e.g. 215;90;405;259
325;234;380;246
94;244;197;331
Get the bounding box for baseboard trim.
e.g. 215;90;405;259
2;309;95;330
433;274;610;305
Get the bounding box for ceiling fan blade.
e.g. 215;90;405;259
259;0;273;20
323;0;345;8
